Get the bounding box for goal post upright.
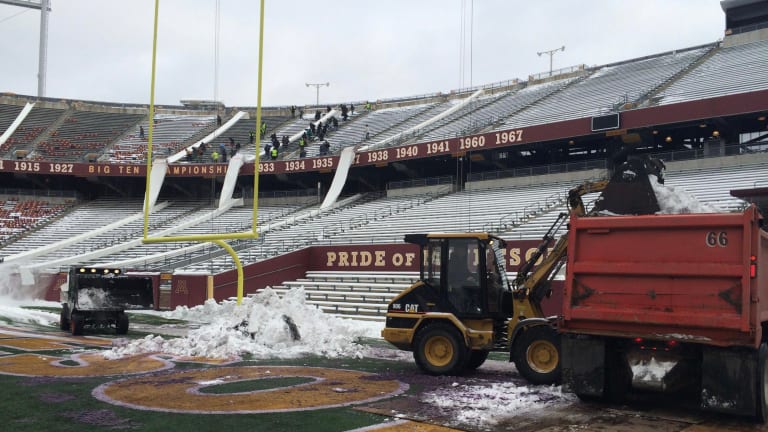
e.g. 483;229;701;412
142;0;266;306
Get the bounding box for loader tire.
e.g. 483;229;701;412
513;325;561;385
116;313;129;335
465;350;490;371
413;323;469;376
604;347;631;403
757;343;768;423
59;304;70;331
70;313;84;336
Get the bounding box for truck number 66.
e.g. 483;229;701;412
705;231;728;247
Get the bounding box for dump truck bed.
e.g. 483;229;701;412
560;205;768;348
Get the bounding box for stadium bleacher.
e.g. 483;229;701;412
35;110;144;162
0;197;71;244
107;114;215;163
655;39;768;105
2;105;66;159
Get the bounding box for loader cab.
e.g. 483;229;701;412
411;233;511;318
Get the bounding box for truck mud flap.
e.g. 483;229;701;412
562;335;605;398
701;346;758;416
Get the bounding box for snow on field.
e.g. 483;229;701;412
0;278;577;428
0;262;60;326
105;287;383;360
0;299;59;326
423;381;577;427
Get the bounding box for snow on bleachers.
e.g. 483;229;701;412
663;163;768;212
107;113;215;163
498;47;708;129
35;110;144;162
0;103;25;155
416;79;575;142
175;194;427;273
656;39;768;105
3;106;65;158
502;162;768;240
0;198;70;244
75;202;305;269
0;198;144;259
325;102;445;154
331;183;569;244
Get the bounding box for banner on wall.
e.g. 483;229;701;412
309;240;551;273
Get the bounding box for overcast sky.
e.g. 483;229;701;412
0;1;726;108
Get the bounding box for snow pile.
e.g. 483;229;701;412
0;299;59;327
0;261;44;300
77;288;112;309
422;381;575;427
650;175;720;214
104;287;382;360
0;261;60;326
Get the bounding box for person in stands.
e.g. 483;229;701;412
270;146;278;160
320;140;331;156
219;143;227;163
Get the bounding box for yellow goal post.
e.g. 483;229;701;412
141;0;266;305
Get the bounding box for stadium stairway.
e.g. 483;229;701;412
640;42;721;108
362;89;487;152
489;74;587;132
17;108;70;160
486;189;570;235
0;102;31;152
267;271;419;322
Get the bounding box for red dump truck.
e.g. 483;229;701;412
560;204;768;419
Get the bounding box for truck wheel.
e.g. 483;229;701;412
59;304;70;331
70;314;84;336
757;343;768;422
116;313;129;335
413;323;469;376
605;348;631;403
465;350;490;371
513;325;561;385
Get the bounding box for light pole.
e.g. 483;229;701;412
0;0;51;97
305;82;329;107
537;46;565;77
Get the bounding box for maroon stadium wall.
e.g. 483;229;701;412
165;240;558;307
40;241;563;312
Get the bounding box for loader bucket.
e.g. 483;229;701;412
592;157;665;215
